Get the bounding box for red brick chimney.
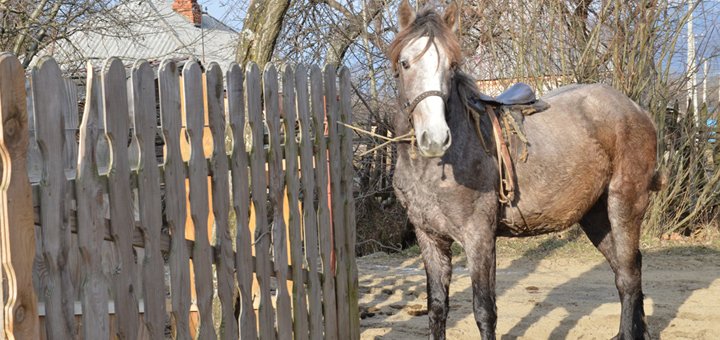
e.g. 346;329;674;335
173;0;202;26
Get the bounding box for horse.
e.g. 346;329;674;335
388;1;661;339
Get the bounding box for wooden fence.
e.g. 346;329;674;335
0;52;359;339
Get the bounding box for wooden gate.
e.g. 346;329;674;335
0;53;359;339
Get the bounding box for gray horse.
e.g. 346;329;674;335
389;1;661;339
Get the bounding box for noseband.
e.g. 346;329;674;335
403;90;447;114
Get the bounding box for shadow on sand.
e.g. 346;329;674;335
358;233;720;339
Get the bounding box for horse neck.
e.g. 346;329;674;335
446;75;496;156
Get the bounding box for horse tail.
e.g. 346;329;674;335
649;170;667;191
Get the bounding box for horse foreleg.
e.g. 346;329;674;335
464;227;497;340
416;228;453;340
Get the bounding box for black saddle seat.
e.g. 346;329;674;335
476;82;537;106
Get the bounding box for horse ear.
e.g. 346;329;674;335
443;1;459;32
399;0;416;29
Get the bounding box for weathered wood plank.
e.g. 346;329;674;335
227;63;258;340
295;64;323;340
0;52;40;340
75;62;110;340
310;65;338;340
31;56;75;339
205;62;238;340
338;67;360;340
101;57;141;339
158;59;192;340
131;60;168;339
247;62;276;340
325;64;349;340
183;60;217;340
60;79;82;310
283;65;309;339
265;64;293;340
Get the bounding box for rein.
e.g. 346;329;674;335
339;123;418;158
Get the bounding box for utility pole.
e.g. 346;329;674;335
702;60;708;106
687;1;698;124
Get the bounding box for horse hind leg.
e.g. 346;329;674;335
580;195;618;271
415;227;453;340
581;179;651;339
605;182;651;340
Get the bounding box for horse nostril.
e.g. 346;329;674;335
419;131;429;148
442;132;452;149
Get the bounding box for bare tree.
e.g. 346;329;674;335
0;0;136;68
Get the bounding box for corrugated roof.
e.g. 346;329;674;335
33;0;238;73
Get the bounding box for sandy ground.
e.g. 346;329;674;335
358;234;720;339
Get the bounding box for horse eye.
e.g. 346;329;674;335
400;60;410;70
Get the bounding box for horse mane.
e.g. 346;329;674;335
388;7;462;73
449;70;495;148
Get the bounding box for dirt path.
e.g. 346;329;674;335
358;235;720;339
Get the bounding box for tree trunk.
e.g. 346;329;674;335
236;0;291;66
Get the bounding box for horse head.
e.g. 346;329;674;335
389;0;461;158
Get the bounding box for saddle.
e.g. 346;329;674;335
467;83;549;204
472;82;549;115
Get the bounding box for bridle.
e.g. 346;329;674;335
394;37;455;116
403;90;447;114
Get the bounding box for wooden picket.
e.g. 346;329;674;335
296;64;324;340
31;57;74;339
227;63;258;340
264;64;293;340
325;64;350;340
75;62;109;340
102;57;141;339
184;60;217;340
159;59;193;340
0;53;358;340
246;63;274;340
131;60;167;339
339;67;360;340
206;62;238;340
282;65;309;338
311;65;339;340
0;52;39;340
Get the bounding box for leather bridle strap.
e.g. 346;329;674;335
404;90;446;113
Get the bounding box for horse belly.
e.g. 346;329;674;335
498;115;612;236
499;172;609;236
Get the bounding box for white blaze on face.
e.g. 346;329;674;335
399;37;452;157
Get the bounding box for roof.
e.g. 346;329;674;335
34;0;238;74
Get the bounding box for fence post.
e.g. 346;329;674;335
0;53;40;339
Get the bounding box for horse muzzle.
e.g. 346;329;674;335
417;127;451;158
